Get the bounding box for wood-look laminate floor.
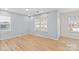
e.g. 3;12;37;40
0;35;79;51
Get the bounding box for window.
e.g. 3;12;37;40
68;16;79;32
0;16;11;31
35;19;40;31
34;14;48;32
40;14;48;31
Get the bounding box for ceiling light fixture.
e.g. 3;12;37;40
26;8;29;11
36;11;43;13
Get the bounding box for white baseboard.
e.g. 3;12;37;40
61;35;79;39
0;33;29;40
0;33;59;40
29;33;59;40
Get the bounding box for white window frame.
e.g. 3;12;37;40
0;16;11;32
68;16;79;32
34;14;48;32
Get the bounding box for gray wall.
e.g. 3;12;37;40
0;10;58;40
29;11;58;39
60;11;79;39
0;11;29;40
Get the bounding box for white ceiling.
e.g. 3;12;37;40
0;8;79;16
58;8;79;13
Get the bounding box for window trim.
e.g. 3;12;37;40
0;16;11;32
68;16;79;32
34;14;48;32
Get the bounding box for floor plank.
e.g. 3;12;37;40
0;35;79;51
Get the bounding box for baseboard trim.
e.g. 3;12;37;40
61;35;79;40
0;33;59;40
0;33;29;40
29;33;59;40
